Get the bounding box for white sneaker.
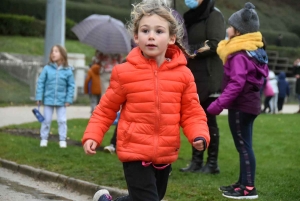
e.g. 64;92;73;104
40;140;48;147
59;141;67;148
104;144;115;154
93;189;112;201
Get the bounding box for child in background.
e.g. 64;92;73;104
84;56;101;114
207;2;268;199
82;0;210;200
277;71;289;113
35;45;75;148
268;70;279;114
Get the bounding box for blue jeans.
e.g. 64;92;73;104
228;109;257;187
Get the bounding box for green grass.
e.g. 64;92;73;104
0;68;33;106
1;115;300;200
0;35;96;62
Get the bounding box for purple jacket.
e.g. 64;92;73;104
207;51;269;115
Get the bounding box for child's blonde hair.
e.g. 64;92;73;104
49;45;69;67
127;0;193;58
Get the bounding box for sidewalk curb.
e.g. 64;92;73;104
0;158;128;198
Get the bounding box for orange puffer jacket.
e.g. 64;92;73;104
82;45;209;164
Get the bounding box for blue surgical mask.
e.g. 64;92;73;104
185;0;199;9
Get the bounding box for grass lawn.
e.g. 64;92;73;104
0;114;299;200
0;35;96;62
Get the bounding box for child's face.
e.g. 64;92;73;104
226;26;240;39
51;46;62;63
134;14;176;60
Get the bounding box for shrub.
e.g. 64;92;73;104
261;29;300;48
0;14;44;37
0;13;77;40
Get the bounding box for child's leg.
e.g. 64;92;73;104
228;110;257;187
273;93;278;113
40;106;54;140
115;161;170;201
269;96;276;113
56;106;67;141
277;97;284;111
90;94;99;113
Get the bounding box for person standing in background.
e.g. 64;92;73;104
35;45;75;148
293;58;300;113
268;70;279;114
84;56;101;114
180;0;225;174
277;71;289;113
98;52;122;95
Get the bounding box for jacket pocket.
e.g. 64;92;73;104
123;122;136;148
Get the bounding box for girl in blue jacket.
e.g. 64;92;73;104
35;45;75;148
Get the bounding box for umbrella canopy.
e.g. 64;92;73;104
71;14;132;54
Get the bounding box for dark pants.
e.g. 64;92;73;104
110;123;118;146
115;161;171;201
262;96;272;113
228;109;257;187
277;97;285;111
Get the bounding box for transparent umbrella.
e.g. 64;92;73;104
71;14;131;54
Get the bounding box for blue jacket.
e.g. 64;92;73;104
277;71;290;98
35;63;75;106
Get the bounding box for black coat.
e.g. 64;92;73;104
294;65;300;94
184;0;225;102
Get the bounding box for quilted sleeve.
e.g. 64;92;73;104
82;66;126;146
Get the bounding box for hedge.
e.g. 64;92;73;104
0;14;77;40
261;29;300;48
0;0;131;23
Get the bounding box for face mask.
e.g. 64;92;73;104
185;0;199;9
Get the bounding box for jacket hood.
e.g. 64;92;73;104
252;60;269;80
90;64;101;75
126;45;187;69
268;70;276;79
278;71;286;80
49;62;73;70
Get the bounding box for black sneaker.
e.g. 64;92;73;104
222;185;258;199
219;183;240;192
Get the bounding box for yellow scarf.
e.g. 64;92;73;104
217;32;263;64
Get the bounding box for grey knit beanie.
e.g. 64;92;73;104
228;2;259;34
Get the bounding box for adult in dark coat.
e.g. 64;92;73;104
293;58;300;113
180;0;225;174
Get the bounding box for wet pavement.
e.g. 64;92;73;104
0;167;91;201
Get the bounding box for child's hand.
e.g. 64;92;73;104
65;103;70;107
193;140;204;151
83;139;98;155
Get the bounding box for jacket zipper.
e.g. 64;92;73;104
54;67;59;105
154;68;160;160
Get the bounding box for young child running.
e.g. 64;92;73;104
35;45;75;148
207;2;268;199
82;0;210;200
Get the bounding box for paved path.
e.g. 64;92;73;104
0;104;298;128
0;106;91;127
